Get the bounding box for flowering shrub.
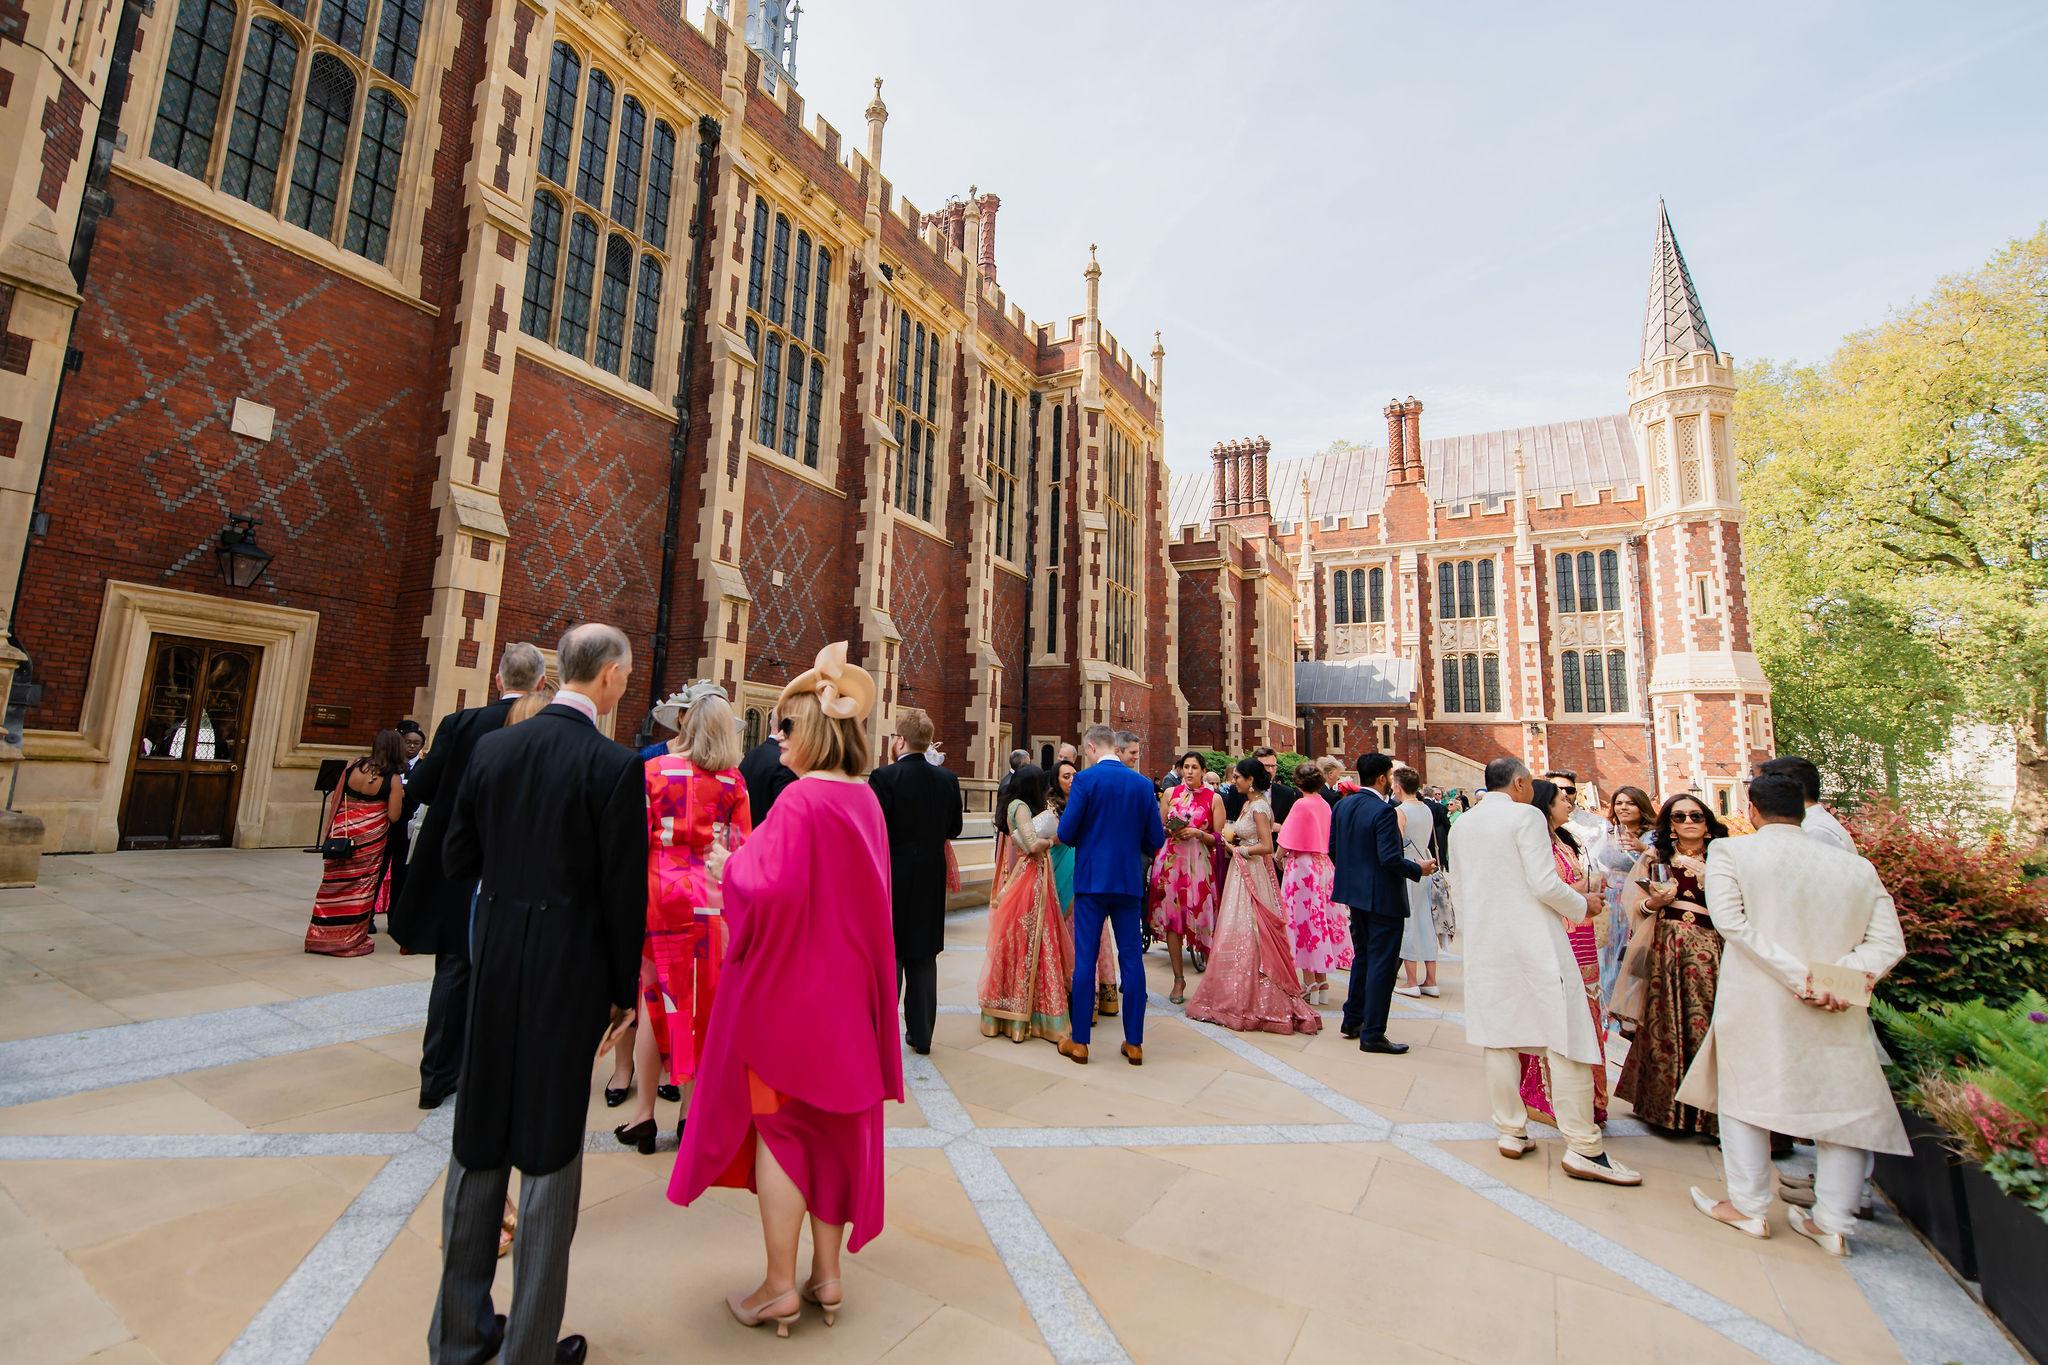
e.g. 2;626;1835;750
1878;992;2048;1218
1849;800;2048;1013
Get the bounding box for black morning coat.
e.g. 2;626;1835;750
868;753;963;961
442;704;648;1175
738;734;797;826
387;696;515;953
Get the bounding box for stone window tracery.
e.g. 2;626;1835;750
1439;651;1500;715
747;196;835;467
889;306;943;516
1560;648;1630;715
986;378;1023;563
1105;423;1142;673
150;0;421;266
520;41;678;393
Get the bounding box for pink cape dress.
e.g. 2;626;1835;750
667;776;904;1251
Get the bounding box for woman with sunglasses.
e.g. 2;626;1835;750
1613;792;1729;1136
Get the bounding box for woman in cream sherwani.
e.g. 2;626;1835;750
1447;760;1639;1187
1679;772;1907;1256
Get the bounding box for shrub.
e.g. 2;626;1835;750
1877;992;2048;1217
1849;800;2048;1014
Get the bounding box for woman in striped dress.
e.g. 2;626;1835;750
304;730;406;956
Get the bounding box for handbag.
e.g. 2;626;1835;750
321;835;357;860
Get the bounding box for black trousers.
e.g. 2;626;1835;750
898;955;937;1053
1340;911;1406;1041
421;945;471;1098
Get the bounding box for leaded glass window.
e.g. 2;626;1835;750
1442;657;1460;712
576;70;613;205
525;48;676;389
1368;567;1385;623
1456;561;1475;619
1554;552;1575;610
1476;559;1495;617
1584;649;1607;712
1437;561;1454;619
593;234;632;375
987;379;1023;562
557;212;598;356
629;256;661;389
1333;570;1349;625
741;195;835;467
1461;655;1481;712
1606;651;1629;713
1482;654;1502;713
1576;551;1597;613
152;0;237;176
285;54;356;237
148;0;417;266
1599;549;1621;611
520;192;563;338
221;19;297;211
1105;423;1142;671
1562;651;1583;713
344;88;405;263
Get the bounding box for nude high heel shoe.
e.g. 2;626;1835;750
801;1277;844;1326
726;1288;802;1337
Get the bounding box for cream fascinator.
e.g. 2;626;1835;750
651;678;726;731
774;642;875;723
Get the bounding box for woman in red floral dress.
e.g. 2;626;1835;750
1146;752;1223;1003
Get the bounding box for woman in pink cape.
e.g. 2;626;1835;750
668;644;902;1337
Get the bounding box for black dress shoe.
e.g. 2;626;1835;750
419;1085;454;1110
657;1083;682;1102
1360;1035;1410;1055
1339;1025;1360;1040
613;1119;657;1155
556;1334;588;1364
482;1313;506;1356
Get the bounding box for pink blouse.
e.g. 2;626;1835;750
1276;791;1331;854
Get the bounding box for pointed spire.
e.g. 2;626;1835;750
1641;199;1717;366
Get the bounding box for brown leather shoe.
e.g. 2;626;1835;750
1120;1043;1143;1066
1057;1038;1089;1065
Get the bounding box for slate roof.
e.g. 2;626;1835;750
1168;412;1641;534
1294;656;1416;706
1641;199;1717;366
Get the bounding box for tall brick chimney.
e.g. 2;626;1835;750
1211;440;1228;518
1250;435;1270;514
1212;437;1272;522
1402;397;1424;483
1383;400;1408;486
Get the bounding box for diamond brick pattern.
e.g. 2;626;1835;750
739;460;848;675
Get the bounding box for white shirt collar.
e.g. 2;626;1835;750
552;690;600;724
500;692;524;701
1095;753;1124;765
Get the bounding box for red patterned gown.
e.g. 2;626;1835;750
1147;782;1218;956
644;757;753;1080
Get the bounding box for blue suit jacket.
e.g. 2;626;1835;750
1055;757;1165;900
1330;787;1422;918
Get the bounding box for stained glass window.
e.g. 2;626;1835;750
344;88;406;263
557;212;598;356
575;69;613;205
221;19;298;211
629;256;662;389
593;234;633;374
371;0;423;85
610;95;644;226
284;54;356;238
538;43;579;187
520;192;563;338
316;0;370;56
644;120;676;244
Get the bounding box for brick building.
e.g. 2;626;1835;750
0;0;1183;853
1168;205;1773;815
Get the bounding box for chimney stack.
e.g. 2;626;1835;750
1250;435;1270;514
1384;400;1407;486
975;191;1000;281
1211;440;1228;519
1402;397;1424;484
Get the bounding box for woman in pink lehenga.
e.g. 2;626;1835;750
1147;751;1222;1004
978;765;1074;1043
1185;759;1323;1036
1278;764;1346;1005
1519;778;1609;1126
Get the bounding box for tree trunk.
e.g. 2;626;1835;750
2013;708;2048;862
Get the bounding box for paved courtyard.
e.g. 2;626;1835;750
0;850;2024;1364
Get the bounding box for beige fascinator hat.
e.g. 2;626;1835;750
775;642;875;723
651;678;726;731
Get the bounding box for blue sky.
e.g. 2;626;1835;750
791;0;2048;473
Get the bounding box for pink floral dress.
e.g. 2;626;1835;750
1277;795;1348;972
1147;782;1218;953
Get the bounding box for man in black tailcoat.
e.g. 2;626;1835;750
428;623;646;1365
391;641;545;1109
868;706;962;1055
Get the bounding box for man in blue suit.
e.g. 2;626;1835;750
1056;723;1165;1064
1332;752;1436;1054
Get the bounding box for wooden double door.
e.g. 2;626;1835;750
118;634;262;850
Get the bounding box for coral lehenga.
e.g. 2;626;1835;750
1184;797;1323;1036
978;801;1074;1043
1147;782;1218;957
1520;838;1609;1124
644;756;753;1080
304;763;392;957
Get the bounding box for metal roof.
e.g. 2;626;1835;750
1641;200;1716;366
1294;656;1415;706
1170;412;1642;533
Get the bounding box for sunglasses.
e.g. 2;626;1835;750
1670;811;1708;823
1558;786;1577;797
777;718;793;736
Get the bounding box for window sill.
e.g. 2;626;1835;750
891;508;951;545
512;334;676;420
113;158;436;315
744;440;843;497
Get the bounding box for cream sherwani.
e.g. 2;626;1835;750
1449;793;1600;1065
1676;824;1909;1155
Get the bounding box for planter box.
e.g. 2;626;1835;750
1961;1164;2048;1364
1872;1107;1975;1278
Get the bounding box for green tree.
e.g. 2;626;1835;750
1736;226;2048;851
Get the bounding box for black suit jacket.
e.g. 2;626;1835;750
1427;798;1451;870
442;704;647;1175
388;697;515;952
867;754;963;960
1330;787;1422;919
738;736;797;826
1224;780;1298;827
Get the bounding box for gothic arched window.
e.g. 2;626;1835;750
284;53;356;238
1554;552;1575;611
1437;561;1454;619
1575;551;1597;613
1457;561;1475;619
1481;653;1502;713
1333;570;1349;626
1599;549;1621;611
1476;559;1496;618
1441;657;1460;713
1606;650;1630;713
1367;567;1385;623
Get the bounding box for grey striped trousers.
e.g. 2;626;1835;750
428;1151;583;1365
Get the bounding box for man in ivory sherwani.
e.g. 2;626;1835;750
1680;772;1909;1256
1448;757;1641;1186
